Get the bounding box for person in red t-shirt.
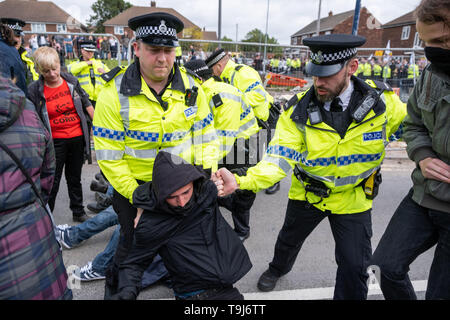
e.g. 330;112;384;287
29;46;94;223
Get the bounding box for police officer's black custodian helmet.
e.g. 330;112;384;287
128;12;184;48
303;34;366;77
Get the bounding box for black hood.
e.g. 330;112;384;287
133;151;211;215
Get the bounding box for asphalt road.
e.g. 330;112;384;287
53;156;433;300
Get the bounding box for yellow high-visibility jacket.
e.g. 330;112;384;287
93;64;219;202
363;62;372;77
236;77;407;214
373;64;382;77
408;64;420;79
19;49;39;83
68;58;109;101
201;77;260;161
383;65;391;79
221;59;273;122
175;46;182;58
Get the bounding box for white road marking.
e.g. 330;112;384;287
243;280;428;300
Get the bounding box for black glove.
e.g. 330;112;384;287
230;167;248;177
111;288;137;300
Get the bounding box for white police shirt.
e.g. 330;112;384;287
323;80;354;112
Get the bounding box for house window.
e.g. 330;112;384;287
114;26;124;35
31;23;46;33
57;24;67;33
325;31;331;35
292;37;297;45
401;26;410;40
413;32;423;48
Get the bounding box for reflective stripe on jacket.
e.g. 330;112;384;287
68;58;109;101
93;63;219;202
236;77;407;214
201;77;259;160
221;59;273;121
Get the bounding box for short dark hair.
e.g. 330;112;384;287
415;0;450;27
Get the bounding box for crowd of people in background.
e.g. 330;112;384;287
23;32;132;65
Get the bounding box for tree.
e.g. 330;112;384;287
88;0;132;33
241;28;281;54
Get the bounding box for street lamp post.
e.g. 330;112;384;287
218;0;222;48
263;0;270;73
316;0;322;36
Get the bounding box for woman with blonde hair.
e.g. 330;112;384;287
28;46;94;223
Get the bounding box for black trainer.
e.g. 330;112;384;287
90;179;108;193
87;201;108;214
72;212;90;223
257;269;280;292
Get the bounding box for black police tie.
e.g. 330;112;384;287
330;97;343;112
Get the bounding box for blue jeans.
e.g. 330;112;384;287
66;205;118;247
371;189;450;300
92;225;120;274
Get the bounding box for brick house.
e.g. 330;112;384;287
103;1;217;41
381;11;424;55
291;7;384;55
0;0;87;43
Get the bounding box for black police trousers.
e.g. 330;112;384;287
268;199;372;300
104;189;137;299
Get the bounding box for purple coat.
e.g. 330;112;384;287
0;76;71;300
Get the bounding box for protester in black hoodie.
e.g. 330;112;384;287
114;151;252;300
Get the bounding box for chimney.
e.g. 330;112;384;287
328;11;333;17
151;1;156;7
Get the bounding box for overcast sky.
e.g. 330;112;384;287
55;0;421;44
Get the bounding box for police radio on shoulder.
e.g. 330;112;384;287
351;91;379;123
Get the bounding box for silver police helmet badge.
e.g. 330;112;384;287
314;51;324;64
159;20;167;33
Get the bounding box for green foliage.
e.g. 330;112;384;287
88;0;132;33
241;28;281;54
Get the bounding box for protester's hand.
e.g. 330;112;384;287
215;168;239;197
98;68;106;74
134;208;143;229
419;157;450;184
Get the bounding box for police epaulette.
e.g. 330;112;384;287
235;65;244;71
182;67;202;82
365;79;393;92
101;66;126;82
285;95;299;110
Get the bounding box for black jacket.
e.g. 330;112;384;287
27;72;92;159
118;152;252;298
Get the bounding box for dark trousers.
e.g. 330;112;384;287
269;199;372;300
371;189;450;300
48;136;85;216
105;189;137;299
219;135;259;237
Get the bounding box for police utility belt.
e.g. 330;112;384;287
295;89;384;204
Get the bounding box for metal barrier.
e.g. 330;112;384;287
124;37;425;102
